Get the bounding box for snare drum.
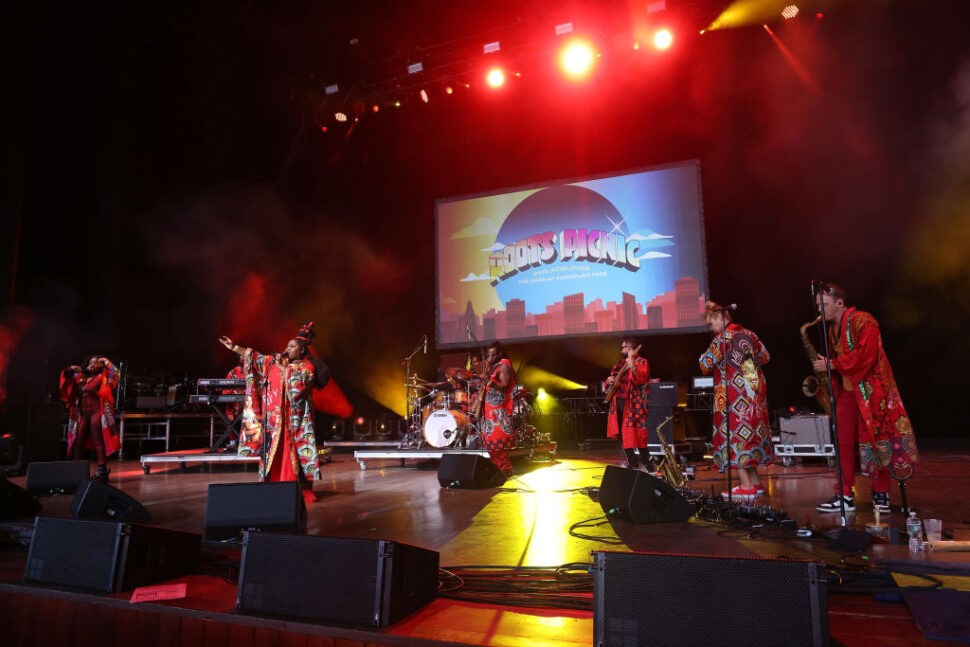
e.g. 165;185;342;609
423;409;468;448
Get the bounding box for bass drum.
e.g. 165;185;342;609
423;409;468;448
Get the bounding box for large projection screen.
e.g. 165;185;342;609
435;160;709;348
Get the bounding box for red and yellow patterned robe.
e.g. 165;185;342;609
828;307;918;475
699;323;773;471
59;361;121;458
239;350;319;482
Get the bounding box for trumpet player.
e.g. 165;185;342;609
604;338;650;469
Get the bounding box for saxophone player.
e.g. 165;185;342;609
811;283;918;514
604;338;650;469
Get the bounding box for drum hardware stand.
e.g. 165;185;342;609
401;334;428;445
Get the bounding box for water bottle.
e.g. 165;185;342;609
907;511;923;552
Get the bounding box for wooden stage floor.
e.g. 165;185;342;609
3;448;970;646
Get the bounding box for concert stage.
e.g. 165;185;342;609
3;450;970;646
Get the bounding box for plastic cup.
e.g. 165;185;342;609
924;518;942;542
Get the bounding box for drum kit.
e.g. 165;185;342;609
401;367;538;449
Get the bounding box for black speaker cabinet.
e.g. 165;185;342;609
0;477;42;519
593;551;829;647
204;481;306;540
646;406;675;444
71;479;151;523
437;453;503;488
598;465;694;524
26;460;90;494
24;517;201;593
237;531;439;626
648;381;680;408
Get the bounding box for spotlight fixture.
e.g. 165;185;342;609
407;62;424;74
559;39;596;80
334;112;348;122
554;22;573;36
486;68;505;88
445;85;454;94
420;89;429;103
324;84;339;95
782;5;799;19
483;41;500;54
653;28;673;50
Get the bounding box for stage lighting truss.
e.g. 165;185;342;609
307;1;748;128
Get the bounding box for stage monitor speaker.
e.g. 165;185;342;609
71;479;151;523
25;517;201;593
237;531;439;626
0;477;42;519
598;465;694;524
437;453;503;488
593;551;829;647
204;481;306;540
26;460;90;495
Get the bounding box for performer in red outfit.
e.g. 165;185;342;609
59;356;120;482
604;338;650;469
220;322;321;504
811;284;918;513
476;342;515;480
699;302;773;500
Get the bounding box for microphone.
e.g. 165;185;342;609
423;335;428;355
810;279;827;296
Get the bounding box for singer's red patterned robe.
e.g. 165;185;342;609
828;307;918;475
699;323;773;471
239;350;319;482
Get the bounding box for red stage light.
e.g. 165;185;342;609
420;89;429;103
320;126;327;133
356;416;365;426
486;68;505;88
653;29;673;50
445;85;454;95
782;5;799;19
372;104;379;112
558;39;596;80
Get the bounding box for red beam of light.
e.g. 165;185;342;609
486;68;505;88
762;24;820;95
0;307;35;405
311;375;353;418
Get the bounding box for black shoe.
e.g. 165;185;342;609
816;494;854;512
93;465;110;484
872;491;890;513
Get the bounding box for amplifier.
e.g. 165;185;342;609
189;394;245;404
779;415;830;445
648;381;679;408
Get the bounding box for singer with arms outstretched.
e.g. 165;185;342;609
699;301;773;500
220;322;320;504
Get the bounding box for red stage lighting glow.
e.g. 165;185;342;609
356;416;365;426
372;105;379;112
653;29;673;50
559;39;596;80
420;89;429;103
486;68;505;88
320;126;327;132
445;85;454;95
782;5;799;19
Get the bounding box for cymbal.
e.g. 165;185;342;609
444;367;475;380
405;383;430;391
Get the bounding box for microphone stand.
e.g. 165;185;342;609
717;320;734;504
813;283;846;527
401;337;425;446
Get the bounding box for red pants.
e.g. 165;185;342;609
835;392;890;496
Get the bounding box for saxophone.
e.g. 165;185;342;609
799;316;833;415
656;415;686;488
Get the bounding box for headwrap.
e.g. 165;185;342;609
296;321;315;344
